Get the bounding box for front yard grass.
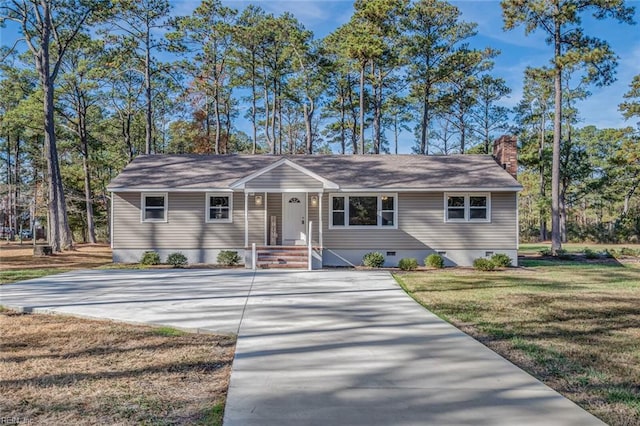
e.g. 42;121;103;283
0;311;235;425
395;260;640;426
0;242;113;284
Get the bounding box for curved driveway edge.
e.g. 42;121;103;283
223;270;603;426
0;269;603;425
0;269;255;334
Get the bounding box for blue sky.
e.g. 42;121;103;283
207;0;639;133
2;0;638;153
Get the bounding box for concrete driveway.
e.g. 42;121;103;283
0;269;602;425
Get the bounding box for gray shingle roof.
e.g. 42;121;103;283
107;154;522;191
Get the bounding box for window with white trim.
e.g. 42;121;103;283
330;194;397;228
206;193;233;223
445;193;490;222
141;193;167;222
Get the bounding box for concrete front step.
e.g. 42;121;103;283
255;246;310;269
257;262;307;269
257;252;308;257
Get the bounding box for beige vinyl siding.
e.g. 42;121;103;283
266;193;282;245
307;193;321;246
322;192;517;250
247;192;266;246
245;164;323;189
113;192;246;249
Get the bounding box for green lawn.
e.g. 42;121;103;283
0;268;73;285
395;259;640;426
519;242;640;256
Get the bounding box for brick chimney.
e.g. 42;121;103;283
493;135;518;179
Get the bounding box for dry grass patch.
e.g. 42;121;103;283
0;242;114;284
396;260;640;426
0;311;235;425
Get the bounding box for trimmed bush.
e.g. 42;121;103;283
556;249;572;260
620;247;640;257
398;258;418;271
473;258;495;271
583;248;599;259
425;254;444;269
140;251;160;265
490;253;512;267
217;250;241;266
166;252;188;268
363;252;385;268
539;248;552;256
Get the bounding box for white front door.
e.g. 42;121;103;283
282;193;306;245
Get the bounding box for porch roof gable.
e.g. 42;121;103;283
230;158;339;190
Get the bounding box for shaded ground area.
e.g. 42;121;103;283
0;310;235;425
0;243;113;284
0;242;112;270
397;260;640;426
224;270;602;426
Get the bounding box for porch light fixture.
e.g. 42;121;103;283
255;195;263;206
311;195;319;207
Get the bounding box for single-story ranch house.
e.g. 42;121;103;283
107;136;522;268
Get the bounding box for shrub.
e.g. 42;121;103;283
473;258;495;271
217;250;241;266
583;248;599;259
398;258;418;271
362;252;385;268
166;252;188;268
556;249;572;260
490;253;512;267
620;247;640;257
140;251;160;265
539;248;552;256
425;254;444;269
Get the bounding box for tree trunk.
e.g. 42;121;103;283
551;17;563;254
304;101;313;154
372;64;381;154
213;85;221;155
251;59;257;154
39;5;72;252
340;91;346;155
262;78;273;153
144;25;153;155
347;75;358;154
78;98;96;244
539;114;547;241
421;91;429;155
14;136;21;234
394;113;399;155
359;62;365;154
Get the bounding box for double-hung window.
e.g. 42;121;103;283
445;193;490;222
330;194;397;228
206;193;233;223
141;193;167;222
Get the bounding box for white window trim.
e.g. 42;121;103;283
141;192;168;223
329;193;398;229
206;192;233;223
444;192;491;223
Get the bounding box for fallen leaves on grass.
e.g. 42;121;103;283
0;311;235;425
397;262;640;426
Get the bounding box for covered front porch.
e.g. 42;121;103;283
231;158;338;270
242;191;324;270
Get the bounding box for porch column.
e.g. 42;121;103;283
318;192;323;248
244;192;248;248
264;192;268;245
